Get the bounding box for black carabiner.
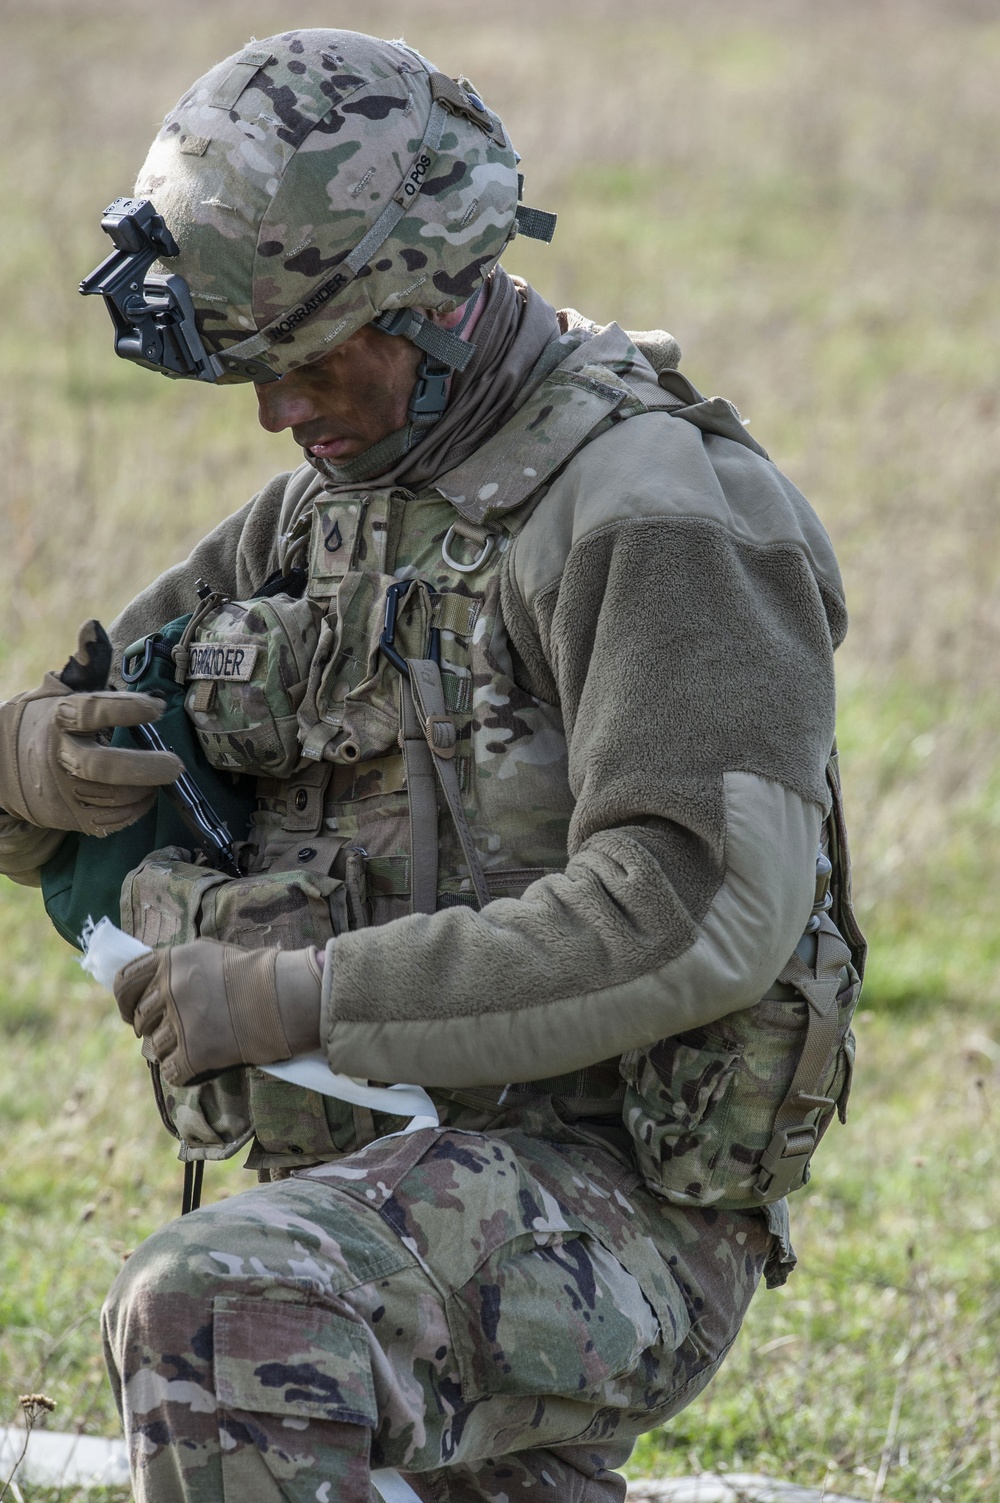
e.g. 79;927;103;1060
379;579;441;676
121;633;159;683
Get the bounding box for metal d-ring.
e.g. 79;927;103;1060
441;523;495;575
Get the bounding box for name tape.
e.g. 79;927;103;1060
187;642;259;682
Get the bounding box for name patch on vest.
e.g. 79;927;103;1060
187;642;259;682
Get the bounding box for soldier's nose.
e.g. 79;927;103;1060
255;379;316;434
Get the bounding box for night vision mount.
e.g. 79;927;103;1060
79;198;278;384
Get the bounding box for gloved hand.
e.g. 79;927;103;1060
114;939;323;1086
0;620;183;836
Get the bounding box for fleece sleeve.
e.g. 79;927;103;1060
322;413;844;1087
0;470;294;884
106;470;293;676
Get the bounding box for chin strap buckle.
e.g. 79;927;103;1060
408;358;451;421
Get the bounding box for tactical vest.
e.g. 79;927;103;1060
122;327;865;1210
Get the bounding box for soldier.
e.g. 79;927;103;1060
0;29;864;1503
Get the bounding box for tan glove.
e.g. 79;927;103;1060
114;940;323;1086
0;621;183;836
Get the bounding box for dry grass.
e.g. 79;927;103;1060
3;0;1000;993
1;3;999;1499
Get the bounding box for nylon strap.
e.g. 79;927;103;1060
439;1058;626;1117
515;203;558;242
398;676;441;915
754;914;853;1201
372;1470;425;1503
222;101;451;366
405;656;491;911
374;306;477;371
171;584;227;685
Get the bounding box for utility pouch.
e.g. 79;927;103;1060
297;571;433;765
145;1036;254;1164
185;593;321;778
121;846;347;952
123;844;350;1161
621;916;859;1210
621;751;866;1210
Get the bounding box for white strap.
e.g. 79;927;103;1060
372;1469;426;1503
80;919;439;1134
260;1051;437;1132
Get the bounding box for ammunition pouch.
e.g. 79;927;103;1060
621;752;866;1210
621;916;859;1210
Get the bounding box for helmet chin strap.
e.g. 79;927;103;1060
315;289;484;481
374;289;482;423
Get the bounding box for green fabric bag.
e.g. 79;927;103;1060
40;615;255;949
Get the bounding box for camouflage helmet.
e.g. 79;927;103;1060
81;30;555;386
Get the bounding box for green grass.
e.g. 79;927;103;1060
2;3;999;1500
629;1004;1000;1499
3;896;997;1502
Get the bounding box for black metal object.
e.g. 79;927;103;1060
379;579;441;677
79;197;278;385
181;1159;204;1215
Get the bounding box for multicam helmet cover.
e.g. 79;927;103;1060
84;30;551;384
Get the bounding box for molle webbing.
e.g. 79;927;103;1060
398;675;442;915
754;914;853;1201
439;1057;626;1119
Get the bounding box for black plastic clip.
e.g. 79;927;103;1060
380;579;441;676
408;358;451;421
121;633;160;683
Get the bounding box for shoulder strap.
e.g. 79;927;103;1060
399;656;491;913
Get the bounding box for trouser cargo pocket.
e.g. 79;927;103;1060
446;1230;670;1403
214;1294;376;1502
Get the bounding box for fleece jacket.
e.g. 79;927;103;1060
0;320;846;1092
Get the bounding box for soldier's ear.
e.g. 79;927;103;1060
423;302;469;330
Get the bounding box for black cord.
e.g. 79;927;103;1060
181;1159;205;1215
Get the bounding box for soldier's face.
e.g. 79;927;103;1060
254;322;424;462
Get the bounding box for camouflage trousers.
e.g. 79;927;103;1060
103;1126;776;1503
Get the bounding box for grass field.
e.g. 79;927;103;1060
1;3;999;1500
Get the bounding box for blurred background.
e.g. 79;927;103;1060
1;3;998;1500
